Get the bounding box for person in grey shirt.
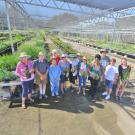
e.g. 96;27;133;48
100;49;110;83
33;52;49;99
100;49;110;68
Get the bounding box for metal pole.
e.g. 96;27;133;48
5;1;15;53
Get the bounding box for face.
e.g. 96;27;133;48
52;59;57;65
102;51;106;57
95;58;99;64
110;60;115;66
122;59;127;66
62;57;66;62
77;55;81;60
39;55;45;61
83;59;87;63
21;56;28;63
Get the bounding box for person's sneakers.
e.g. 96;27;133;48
22;104;26;109
52;93;55;97
83;89;86;96
77;90;80;95
105;95;110;100
102;92;108;96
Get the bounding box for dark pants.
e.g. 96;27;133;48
22;79;34;97
89;77;99;98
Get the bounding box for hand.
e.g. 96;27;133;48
40;75;46;81
22;76;27;80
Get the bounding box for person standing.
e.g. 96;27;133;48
89;54;103;99
51;49;60;65
58;54;70;94
102;58;119;100
100;49;110;68
100;49;110;83
68;54;78;89
33;52;49;99
116;57;131;102
49;57;61;97
77;56;89;96
16;52;34;109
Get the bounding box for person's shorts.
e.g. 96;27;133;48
22;79;34;97
105;79;113;89
60;74;68;83
119;79;128;88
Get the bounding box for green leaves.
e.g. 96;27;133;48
52;37;77;54
0;69;17;82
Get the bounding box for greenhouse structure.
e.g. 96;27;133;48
0;0;135;135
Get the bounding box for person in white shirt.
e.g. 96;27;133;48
102;58;119;100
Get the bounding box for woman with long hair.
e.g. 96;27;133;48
116;57;131;103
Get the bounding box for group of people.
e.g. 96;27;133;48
16;48;131;109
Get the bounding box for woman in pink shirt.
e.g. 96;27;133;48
16;52;34;109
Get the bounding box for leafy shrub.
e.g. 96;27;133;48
18;40;45;59
0;69;17;82
0;54;18;71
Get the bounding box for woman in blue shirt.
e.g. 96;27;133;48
49;57;61;97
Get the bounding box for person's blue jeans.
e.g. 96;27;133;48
50;80;59;96
78;75;87;88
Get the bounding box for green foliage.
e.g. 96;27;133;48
0;69;17;82
0;54;18;71
0;34;26;50
52;37;77;54
18;39;45;59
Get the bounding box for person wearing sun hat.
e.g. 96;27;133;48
33;51;49;99
16;52;34;109
58;53;70;94
77;56;89;96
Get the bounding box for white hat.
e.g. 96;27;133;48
38;52;44;56
52;49;57;53
61;54;67;58
19;52;29;58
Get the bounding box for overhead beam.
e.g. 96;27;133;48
5;0;93;15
